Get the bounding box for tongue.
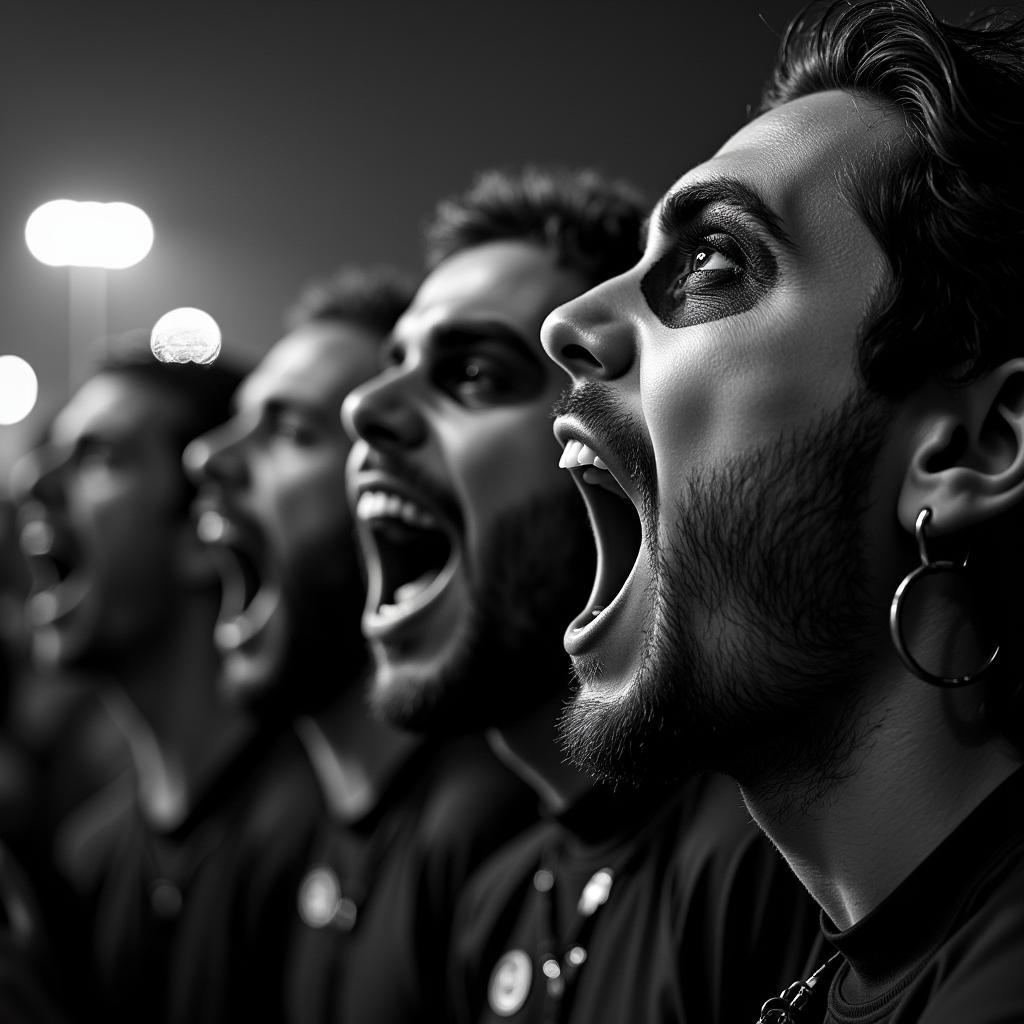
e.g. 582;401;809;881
582;467;629;499
393;571;437;605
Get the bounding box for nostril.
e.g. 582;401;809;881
563;343;602;369
360;422;396;448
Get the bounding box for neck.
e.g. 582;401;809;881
741;673;1022;929
100;594;254;830
297;671;420;821
489;688;593;814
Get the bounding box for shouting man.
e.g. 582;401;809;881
542;2;1024;1020
344;167;817;1023
186;265;534;1023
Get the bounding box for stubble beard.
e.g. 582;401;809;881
561;392;892;811
243;534;370;718
369;488;594;735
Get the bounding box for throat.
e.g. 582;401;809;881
740;725;1024;930
488;690;594;813
296;688;422;821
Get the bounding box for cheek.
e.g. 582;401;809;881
442;410;569;548
274;470;352;554
90;492;165;550
641;297;859;478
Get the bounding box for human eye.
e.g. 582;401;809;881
445;354;518;405
641;230;763;330
666;238;742;303
268;408;318;445
380;339;405;371
73;437;122;470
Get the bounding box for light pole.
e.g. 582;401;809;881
25;199;154;393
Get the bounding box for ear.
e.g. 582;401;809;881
172;519;219;590
898;359;1024;537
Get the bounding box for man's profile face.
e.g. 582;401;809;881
542;91;907;787
16;373;191;670
344;240;594;732
185;322;379;708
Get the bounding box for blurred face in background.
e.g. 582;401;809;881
16;373;197;671
185;321;380;712
344;241;595;733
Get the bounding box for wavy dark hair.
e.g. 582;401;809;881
425;166;647;289
762;0;1024;399
763;0;1024;744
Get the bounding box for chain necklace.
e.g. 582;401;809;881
755;952;843;1024
531;850;616;1024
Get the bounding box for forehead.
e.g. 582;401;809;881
398;240;588;347
240;321;380;407
659;89;907;255
52;373;180;444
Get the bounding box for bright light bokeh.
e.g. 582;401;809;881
150;307;222;365
25;199;154;269
0;356;39;425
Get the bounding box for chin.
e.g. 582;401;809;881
367;639;476;735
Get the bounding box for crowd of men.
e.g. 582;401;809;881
1;1;1023;1021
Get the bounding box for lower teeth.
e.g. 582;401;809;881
393;571;436;605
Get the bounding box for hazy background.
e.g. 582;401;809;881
0;0;986;477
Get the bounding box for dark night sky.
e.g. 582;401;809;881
0;0;985;476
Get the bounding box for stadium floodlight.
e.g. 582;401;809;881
0;356;38;425
150;307;222;365
25;199;153;269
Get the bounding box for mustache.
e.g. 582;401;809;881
352;444;464;532
552;381;657;518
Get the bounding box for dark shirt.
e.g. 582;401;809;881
450;771;820;1024
51;727;321;1024
813;765;1024;1023
0;841;69;1024
284;730;537;1024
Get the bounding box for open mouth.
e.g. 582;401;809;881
195;508;278;652
555;431;644;646
354;486;459;638
17;514;86;626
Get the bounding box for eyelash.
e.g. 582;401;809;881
670;229;744;288
640;220;772;330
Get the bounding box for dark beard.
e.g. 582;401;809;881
254;539;369;719
560;391;892;804
369;487;594;734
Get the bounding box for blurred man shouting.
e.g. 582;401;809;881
345;168;817;1023
186;265;533;1023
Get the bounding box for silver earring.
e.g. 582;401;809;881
889;507;1000;687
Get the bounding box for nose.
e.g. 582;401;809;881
10;445;62;508
182;420;248;489
541;275;636;381
342;369;427;454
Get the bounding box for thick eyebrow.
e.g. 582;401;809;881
653;176;795;253
264;396;324;417
431;320;542;369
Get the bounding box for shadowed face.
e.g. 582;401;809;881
185;322;379;710
16;374;194;670
343;240;595;733
542;91;907;787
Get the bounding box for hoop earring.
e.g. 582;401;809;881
889;507;999;688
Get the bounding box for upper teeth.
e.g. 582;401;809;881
559;439;609;472
19;520;54;557
357;490;437;528
196;509;229;544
